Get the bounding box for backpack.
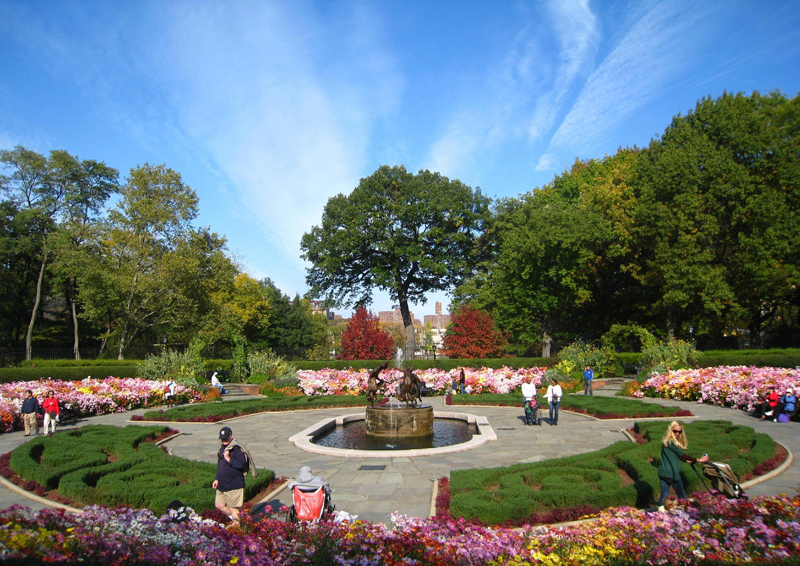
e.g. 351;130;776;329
228;441;258;479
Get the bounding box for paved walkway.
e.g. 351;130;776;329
0;381;797;524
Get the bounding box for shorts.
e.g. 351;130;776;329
216;488;243;509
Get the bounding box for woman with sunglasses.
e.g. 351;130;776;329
41;390;60;437
657;421;708;508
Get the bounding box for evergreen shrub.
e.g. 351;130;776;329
138;349;204;386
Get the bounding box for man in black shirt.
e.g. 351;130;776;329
212;426;248;524
20;390;39;436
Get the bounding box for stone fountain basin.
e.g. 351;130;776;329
365;404;434;437
288;411;496;458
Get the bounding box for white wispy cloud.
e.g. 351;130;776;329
425;0;598;182
528;0;599;142
547;1;702;157
159;2;401;270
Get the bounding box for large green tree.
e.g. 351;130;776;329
634;91;800;343
301;165;492;360
459;149;646;354
79;163;231;359
0;147;118;359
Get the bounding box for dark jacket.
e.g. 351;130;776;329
215;443;247;492
21;397;39;415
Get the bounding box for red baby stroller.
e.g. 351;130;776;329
287;466;335;523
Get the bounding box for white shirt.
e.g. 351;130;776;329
545;384;563;402
521;382;537;400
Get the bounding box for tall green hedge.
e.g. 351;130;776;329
0;366;138;383
697;349;800;369
20;359;142;368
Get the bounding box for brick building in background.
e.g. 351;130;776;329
424;302;451;329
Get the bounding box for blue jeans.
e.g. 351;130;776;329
584;380;593;395
658;476;686;506
549;400;560;424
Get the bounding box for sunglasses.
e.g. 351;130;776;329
672;428;683;433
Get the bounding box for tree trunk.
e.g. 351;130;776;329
666;310;675;340
68;284;80;360
118;325;128;360
749;314;764;349
25;250;48;361
541;332;552;358
398;300;416;362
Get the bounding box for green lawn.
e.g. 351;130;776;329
135;395;366;422
452;392;692;418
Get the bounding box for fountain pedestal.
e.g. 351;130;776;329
365;404;434;437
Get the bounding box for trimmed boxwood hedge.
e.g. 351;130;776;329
10;425;274;514
292;357;556;371
0;366;138;383
20;359;142;368
696;348;800;369
450;420;774;525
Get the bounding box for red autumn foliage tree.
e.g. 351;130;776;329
339;306;396;360
442;305;507;358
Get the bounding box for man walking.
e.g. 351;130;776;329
212;426;255;525
583;365;594;396
21;390;39;436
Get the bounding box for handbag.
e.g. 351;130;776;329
777;412;790;423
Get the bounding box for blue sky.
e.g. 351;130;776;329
2;1;799;318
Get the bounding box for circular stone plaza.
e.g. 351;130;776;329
1;380;797;525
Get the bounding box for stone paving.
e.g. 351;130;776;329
0;380;797;524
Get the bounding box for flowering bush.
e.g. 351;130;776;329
631;366;800;411
0;493;797;565
0;378;209;433
296;366;547;396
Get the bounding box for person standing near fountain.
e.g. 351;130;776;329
459;369;466;394
545;379;563;425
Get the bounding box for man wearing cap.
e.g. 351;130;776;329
212;426;248;524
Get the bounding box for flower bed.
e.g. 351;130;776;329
0;494;798;565
0;378;214;433
297;366;547;396
631;366;800;410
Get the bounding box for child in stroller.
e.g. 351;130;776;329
521;381;542;426
287;466;335;522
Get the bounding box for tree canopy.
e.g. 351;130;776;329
301;165;492;359
459;90;800;352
